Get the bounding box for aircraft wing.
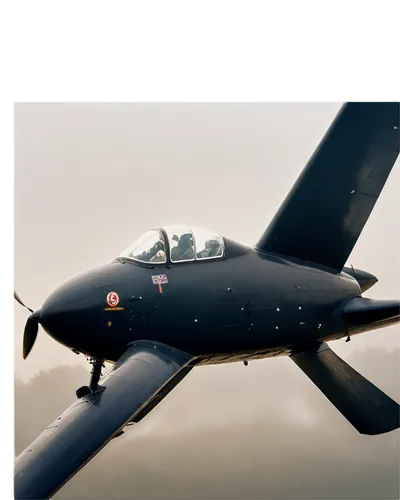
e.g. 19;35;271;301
14;341;196;500
291;342;400;435
256;102;400;270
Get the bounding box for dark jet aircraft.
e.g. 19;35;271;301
14;103;400;500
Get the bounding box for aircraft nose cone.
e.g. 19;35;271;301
40;272;99;348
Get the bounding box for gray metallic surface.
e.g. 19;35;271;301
257;102;400;270
14;341;195;500
291;343;400;435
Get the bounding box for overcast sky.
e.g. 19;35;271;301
14;103;400;498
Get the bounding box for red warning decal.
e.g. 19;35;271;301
106;291;120;307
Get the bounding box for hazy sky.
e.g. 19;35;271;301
14;104;400;498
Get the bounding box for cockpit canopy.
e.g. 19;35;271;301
119;226;225;264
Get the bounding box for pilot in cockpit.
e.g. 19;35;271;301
171;233;195;261
207;239;222;257
197;239;221;259
137;240;166;262
147;240;166;262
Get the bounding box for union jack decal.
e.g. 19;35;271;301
151;274;168;285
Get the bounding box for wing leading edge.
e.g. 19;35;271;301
14;341;196;500
256;102;399;270
291;342;400;435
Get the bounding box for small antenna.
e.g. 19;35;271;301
350;264;357;279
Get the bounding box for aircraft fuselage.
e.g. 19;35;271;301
40;243;363;364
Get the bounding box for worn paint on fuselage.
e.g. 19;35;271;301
40;246;360;364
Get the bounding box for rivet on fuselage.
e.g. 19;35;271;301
298;306;302;310
194;319;198;323
129;296;143;301
107;321;112;327
275;326;279;329
227;287;232;292
276;308;280;312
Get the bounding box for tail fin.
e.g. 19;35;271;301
343;296;400;335
291;343;399;435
